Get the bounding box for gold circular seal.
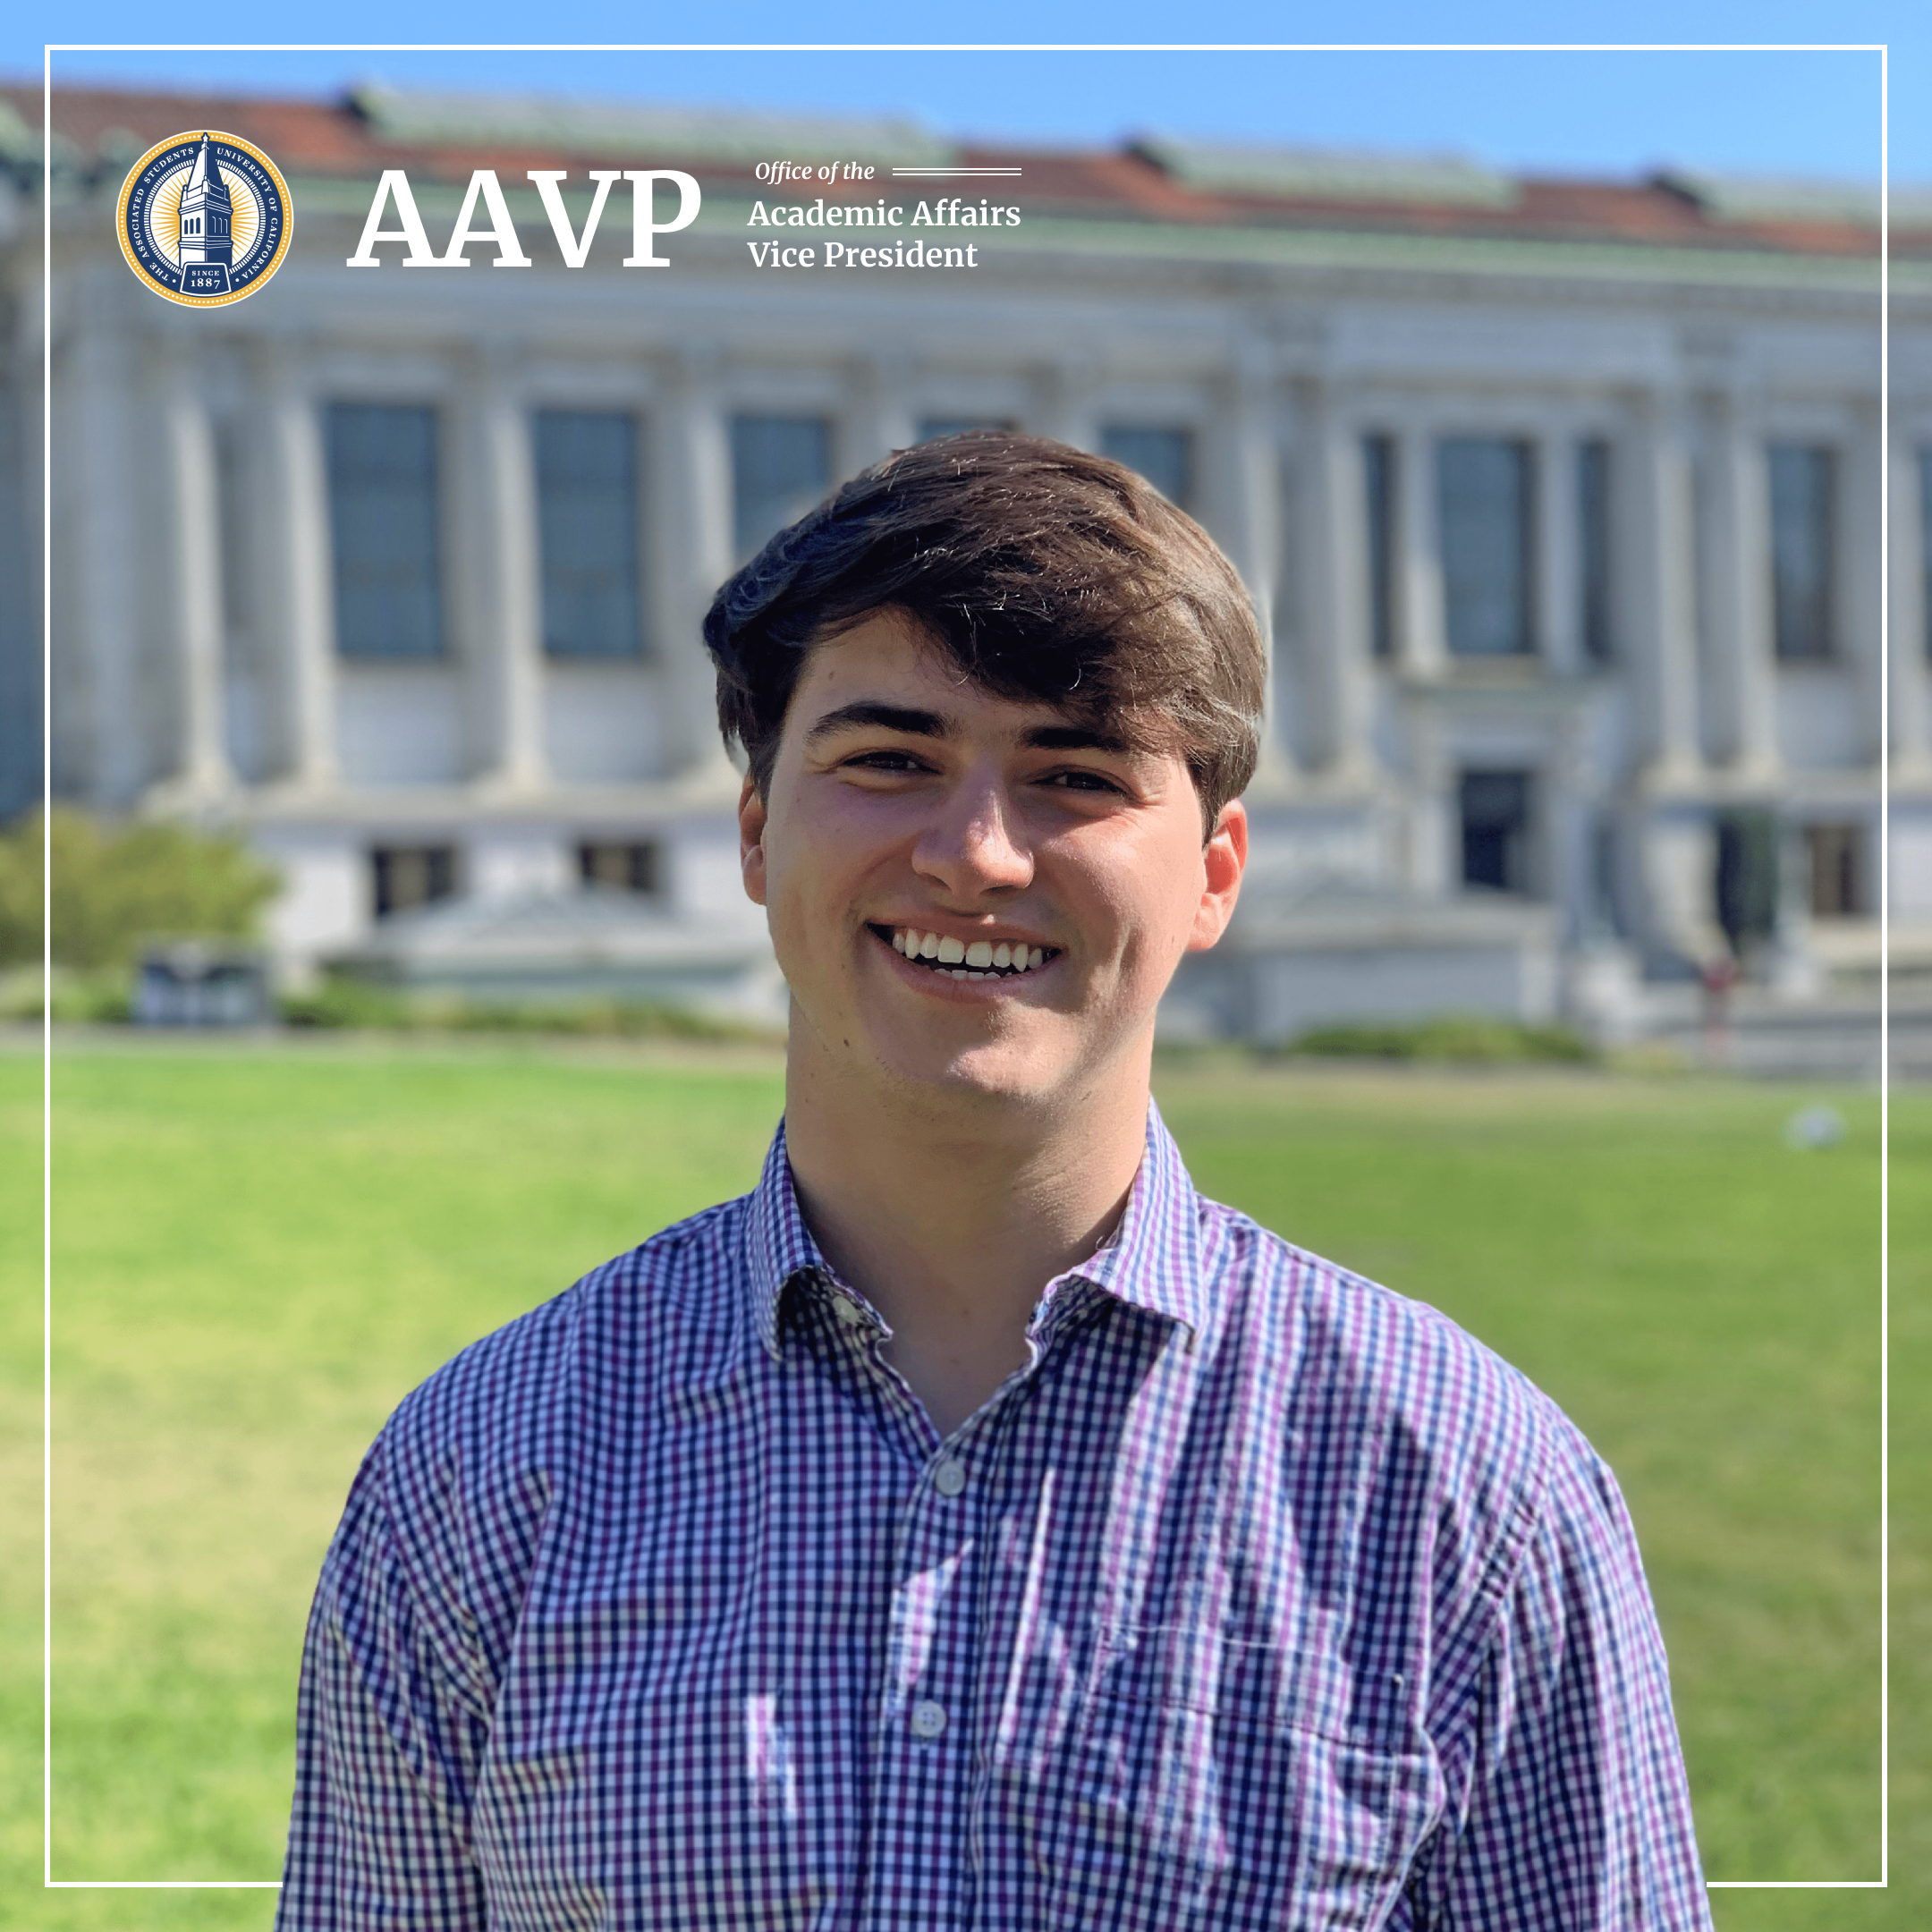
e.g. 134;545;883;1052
115;129;294;309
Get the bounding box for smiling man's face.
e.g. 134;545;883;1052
738;608;1247;1115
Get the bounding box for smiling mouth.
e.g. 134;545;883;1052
871;924;1058;982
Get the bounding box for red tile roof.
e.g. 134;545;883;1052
7;80;1911;261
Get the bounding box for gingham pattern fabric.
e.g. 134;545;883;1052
277;1104;1712;1930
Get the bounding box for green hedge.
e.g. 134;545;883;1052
281;976;775;1043
0;808;279;969
1284;1014;1596;1063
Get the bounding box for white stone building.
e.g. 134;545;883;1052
4;81;1924;1040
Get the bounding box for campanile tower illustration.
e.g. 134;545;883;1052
177;133;233;267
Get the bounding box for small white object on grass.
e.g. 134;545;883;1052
1784;1105;1845;1150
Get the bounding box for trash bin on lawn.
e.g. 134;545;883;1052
132;941;271;1027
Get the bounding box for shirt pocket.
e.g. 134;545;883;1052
1045;1626;1432;1931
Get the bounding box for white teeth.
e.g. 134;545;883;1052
888;926;1048;977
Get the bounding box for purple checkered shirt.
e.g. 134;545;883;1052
277;1104;1711;1929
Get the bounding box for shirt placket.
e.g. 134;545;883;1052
835;1277;1096;1932
855;1428;983;1931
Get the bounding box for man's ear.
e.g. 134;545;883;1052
738;772;769;907
1186;798;1248;953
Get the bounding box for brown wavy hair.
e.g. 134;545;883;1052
702;430;1266;836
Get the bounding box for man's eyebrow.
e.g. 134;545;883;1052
803;701;950;745
802;700;1133;758
1021;722;1132;755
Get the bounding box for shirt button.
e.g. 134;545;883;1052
911;1699;948;1739
834;1297;866;1327
932;1459;968;1497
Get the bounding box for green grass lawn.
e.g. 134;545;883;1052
1;1037;1915;1928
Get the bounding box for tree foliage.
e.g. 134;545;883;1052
0;808;281;968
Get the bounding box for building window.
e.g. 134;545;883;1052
917;416;1016;441
732;414;831;560
1437;437;1533;657
0;384;37;819
1768;444;1835;661
1100;425;1194;510
1804;824;1864;919
1363;434;1396;660
536;411;643;660
1589;813;1623;936
326;403;445;659
1458;769;1534;894
1919;448;1932;661
578;840;661;894
1578;438;1613;663
372;844;457;919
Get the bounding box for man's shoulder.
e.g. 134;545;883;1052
318;1196;756;1681
373;1192;754;1478
1199;1196;1584;1549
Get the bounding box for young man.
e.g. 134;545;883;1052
277;434;1712;1928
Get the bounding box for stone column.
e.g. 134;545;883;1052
1620;390;1701;786
151;336;232;801
1204;360;1292;790
1703;388;1779;778
1891;427;1932;779
1292;378;1375;785
1033;358;1099;452
1546;708;1595;943
1534;428;1582;676
455;344;547;792
844;352;919;472
254;340;337;788
1840;400;1885;772
63;315;146;806
1394;424;1447;679
1402;708;1453;895
1640;801;1725;965
650;347;739;784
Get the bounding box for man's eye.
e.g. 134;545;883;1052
1040;769;1123;794
844;750;927;773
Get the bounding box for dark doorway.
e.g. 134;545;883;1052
1803;823;1864;919
372;844;457;919
1714;810;1780;955
1459;769;1534;893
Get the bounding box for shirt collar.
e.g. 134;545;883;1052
743;1117;827;1361
1067;1097;1210;1346
742;1098;1209;1361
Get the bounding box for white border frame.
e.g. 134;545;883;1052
38;34;1893;1901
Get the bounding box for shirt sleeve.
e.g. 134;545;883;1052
275;1436;493;1931
1401;1421;1714;1930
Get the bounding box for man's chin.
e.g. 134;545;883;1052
870;1027;1066;1110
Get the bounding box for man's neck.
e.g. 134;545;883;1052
781;1038;1153;1436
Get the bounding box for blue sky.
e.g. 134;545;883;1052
11;0;1925;184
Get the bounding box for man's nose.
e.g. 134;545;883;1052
911;772;1033;897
